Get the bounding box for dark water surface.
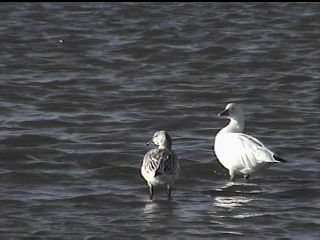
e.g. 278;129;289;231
0;2;319;239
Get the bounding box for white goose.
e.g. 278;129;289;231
214;103;286;181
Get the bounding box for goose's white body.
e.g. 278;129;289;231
214;103;285;180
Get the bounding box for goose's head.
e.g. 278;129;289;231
147;130;172;149
218;103;245;133
219;103;244;120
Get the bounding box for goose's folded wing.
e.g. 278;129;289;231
222;133;278;169
143;149;160;174
143;149;177;175
158;150;177;175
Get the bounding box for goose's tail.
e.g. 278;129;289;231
273;154;287;163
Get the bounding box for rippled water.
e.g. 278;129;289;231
0;2;319;239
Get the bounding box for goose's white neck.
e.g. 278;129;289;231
158;143;171;150
219;118;245;134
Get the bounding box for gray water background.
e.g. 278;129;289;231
0;2;319;239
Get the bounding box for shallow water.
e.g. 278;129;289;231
0;2;319;239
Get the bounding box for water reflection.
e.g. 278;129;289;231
217;181;263;194
214;195;252;209
142;200;179;231
143;200;178;217
213;181;261;210
143;201;160;216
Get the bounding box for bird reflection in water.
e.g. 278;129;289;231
213;181;261;210
142;200;179;231
214;195;252;209
143;200;177;215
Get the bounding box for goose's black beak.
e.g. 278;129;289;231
218;109;229;117
146;139;153;146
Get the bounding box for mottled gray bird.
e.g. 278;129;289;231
141;131;180;200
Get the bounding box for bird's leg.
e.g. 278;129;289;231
229;172;235;182
244;174;250;181
167;185;172;200
149;185;154;200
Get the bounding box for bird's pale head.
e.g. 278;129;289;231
219;103;244;121
148;130;172;149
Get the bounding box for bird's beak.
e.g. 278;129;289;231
146;139;153;146
218;109;229;117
